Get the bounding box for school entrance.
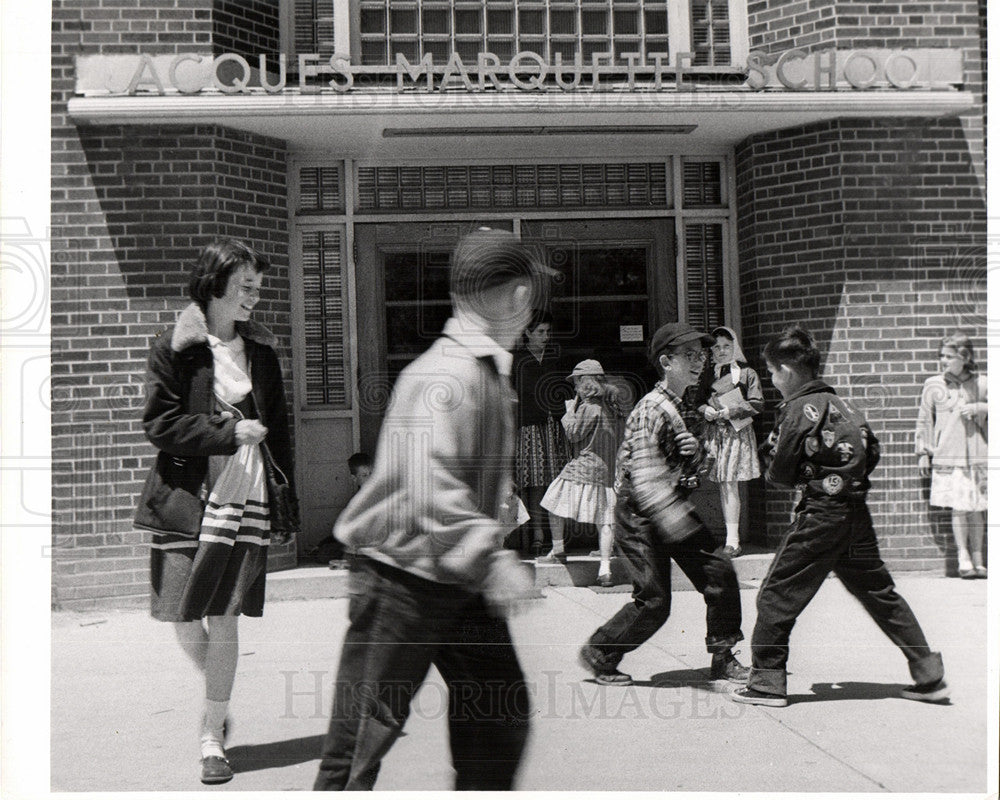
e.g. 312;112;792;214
354;217;677;453
289;158;736;552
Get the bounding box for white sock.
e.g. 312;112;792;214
724;523;740;550
201;700;229;744
550;539;564;554
598;560;611;576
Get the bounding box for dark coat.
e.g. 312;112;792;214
134;303;295;536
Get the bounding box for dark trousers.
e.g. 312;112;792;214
586;496;744;670
314;557;531;791
748;495;944;697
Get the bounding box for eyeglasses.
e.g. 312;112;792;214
672;349;707;363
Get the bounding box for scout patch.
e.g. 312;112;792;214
835;441;854;462
827;405;842;423
801;463;816;479
821;428;836;448
804;436;819;456
822;474;844;495
803;403;820;422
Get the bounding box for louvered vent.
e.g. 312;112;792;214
299;166;344;214
357;162;669;211
682;161;722;207
689;0;730;67
300;230;349;407
684;222;725;330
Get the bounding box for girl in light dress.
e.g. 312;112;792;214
916;331;988;579
537;360;629;586
699;326;763;556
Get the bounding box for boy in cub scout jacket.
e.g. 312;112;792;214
731;326;949;707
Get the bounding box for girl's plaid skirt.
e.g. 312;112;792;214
516;416;571;490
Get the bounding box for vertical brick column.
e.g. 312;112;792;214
52;1;292;609
736;117;986;571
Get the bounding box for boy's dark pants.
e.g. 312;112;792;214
314;557;531;791
747;494;944;697
585;496;744;670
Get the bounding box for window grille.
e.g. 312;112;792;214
682;161;722;207
689;0;730;66
357;0;671;66
298;166;345;213
294;0;337;56
684;222;724;330
299;230;349;407
357;162;669;211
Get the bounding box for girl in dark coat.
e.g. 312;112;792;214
134;239;295;785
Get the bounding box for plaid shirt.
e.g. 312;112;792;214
614;381;705;541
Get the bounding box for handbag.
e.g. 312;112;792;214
247;392;301;538
218;391;301;540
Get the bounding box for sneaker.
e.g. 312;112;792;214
710;650;750;683
958;567;976;579
579;644;633;686
730;686;788;707
973;566;987;579
537;551;568;564
900;679;950;704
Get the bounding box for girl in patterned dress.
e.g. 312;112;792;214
537;360;629;586
699;326;763;557
916;331;988;578
135;240;296;785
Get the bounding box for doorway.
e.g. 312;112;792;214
354;217;677;452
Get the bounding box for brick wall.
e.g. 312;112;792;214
735;117;986;573
212;0;280;59
52;1;292;609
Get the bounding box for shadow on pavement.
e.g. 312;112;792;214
638;668;716;688
228;734;326;773
788;681;931;705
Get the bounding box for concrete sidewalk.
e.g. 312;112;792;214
52;575;991;793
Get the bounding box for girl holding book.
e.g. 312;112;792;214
700;326;763;556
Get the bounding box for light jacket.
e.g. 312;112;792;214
134;303;294;536
915;373;988;468
334;319;517;587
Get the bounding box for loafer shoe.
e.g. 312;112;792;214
958;567;976;579
579;644;633;686
595;573;613;588
201;755;233;785
973;566;987;579
722;545;743;558
536;551;568;564
731;686;788;707
900;679;950;704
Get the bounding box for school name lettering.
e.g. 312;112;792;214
74;48;962;96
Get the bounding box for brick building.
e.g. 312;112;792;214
52;0;986;608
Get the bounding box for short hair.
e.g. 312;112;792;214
940;331;977;372
763;325;821;376
188;239;269;310
347;452;372;475
527;308;554;332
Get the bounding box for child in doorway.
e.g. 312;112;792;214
732;326;948;707
699;326;763;556
915;331;988;579
324;452;374;569
537;360;629;587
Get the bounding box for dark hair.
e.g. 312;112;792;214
940;331;977;372
347;452;373;474
188;239;269;310
762;325;821;376
527;308;554;332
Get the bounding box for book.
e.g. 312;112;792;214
714;386;754;432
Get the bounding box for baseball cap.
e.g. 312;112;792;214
648;322;713;361
569;359;605;378
450;228;558;297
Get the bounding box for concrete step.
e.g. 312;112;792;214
265;548;775;602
